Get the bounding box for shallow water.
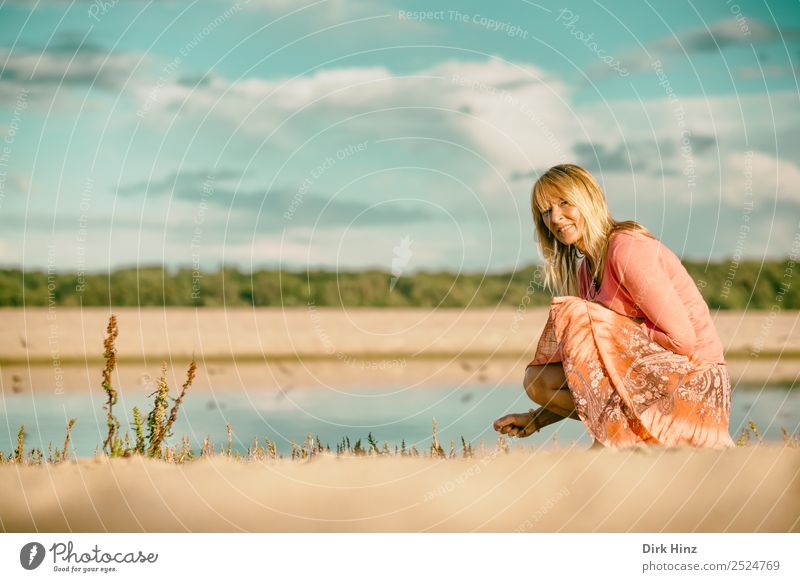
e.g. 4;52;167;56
1;384;798;457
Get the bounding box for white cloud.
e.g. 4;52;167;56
0;48;146;99
6;36;798;268
136;57;575;198
594;17;800;80
650;18;800;53
244;0;401;21
0;239;17;264
575;91;799;170
233;224;455;270
127;59;800;260
737;65;799;79
726;150;800;204
432;58;576;175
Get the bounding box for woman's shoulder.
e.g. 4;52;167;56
607;228;660;257
607;229;683;278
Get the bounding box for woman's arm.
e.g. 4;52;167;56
610;235;697;357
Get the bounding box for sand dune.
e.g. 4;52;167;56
2;447;798;532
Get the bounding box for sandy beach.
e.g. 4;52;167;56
1;307;798;394
1;447;797;532
1;307;798;534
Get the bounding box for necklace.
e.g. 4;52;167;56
588;277;599;299
583;256;599;299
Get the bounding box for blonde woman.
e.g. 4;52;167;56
493;164;734;448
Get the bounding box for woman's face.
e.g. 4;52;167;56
540;195;585;249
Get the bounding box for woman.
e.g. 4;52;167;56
493;164;733;448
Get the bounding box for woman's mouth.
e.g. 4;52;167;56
558;225;574;236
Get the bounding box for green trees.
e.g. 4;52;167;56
2;259;796;309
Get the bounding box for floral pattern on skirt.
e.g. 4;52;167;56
528;296;734;448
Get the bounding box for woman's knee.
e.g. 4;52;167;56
523;365;548;404
523;364;566;404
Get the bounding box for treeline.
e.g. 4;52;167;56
0;259;796;309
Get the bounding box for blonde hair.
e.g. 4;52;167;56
531;164;652;296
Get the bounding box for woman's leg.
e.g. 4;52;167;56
494;363;579;437
523;364;579;419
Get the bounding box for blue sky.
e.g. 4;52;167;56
0;0;799;274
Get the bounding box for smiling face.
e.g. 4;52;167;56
540;196;585;250
531;164;616;295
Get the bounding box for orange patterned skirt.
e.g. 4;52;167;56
529;296;734;448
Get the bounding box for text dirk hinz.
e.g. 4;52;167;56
643;543;697;554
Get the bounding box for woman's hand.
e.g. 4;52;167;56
493;410;538;438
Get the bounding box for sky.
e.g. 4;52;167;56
0;0;798;275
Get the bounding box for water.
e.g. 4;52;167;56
1;384;797;457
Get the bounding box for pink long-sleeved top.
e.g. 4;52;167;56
578;230;725;364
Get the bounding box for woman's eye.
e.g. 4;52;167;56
560;200;569;206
